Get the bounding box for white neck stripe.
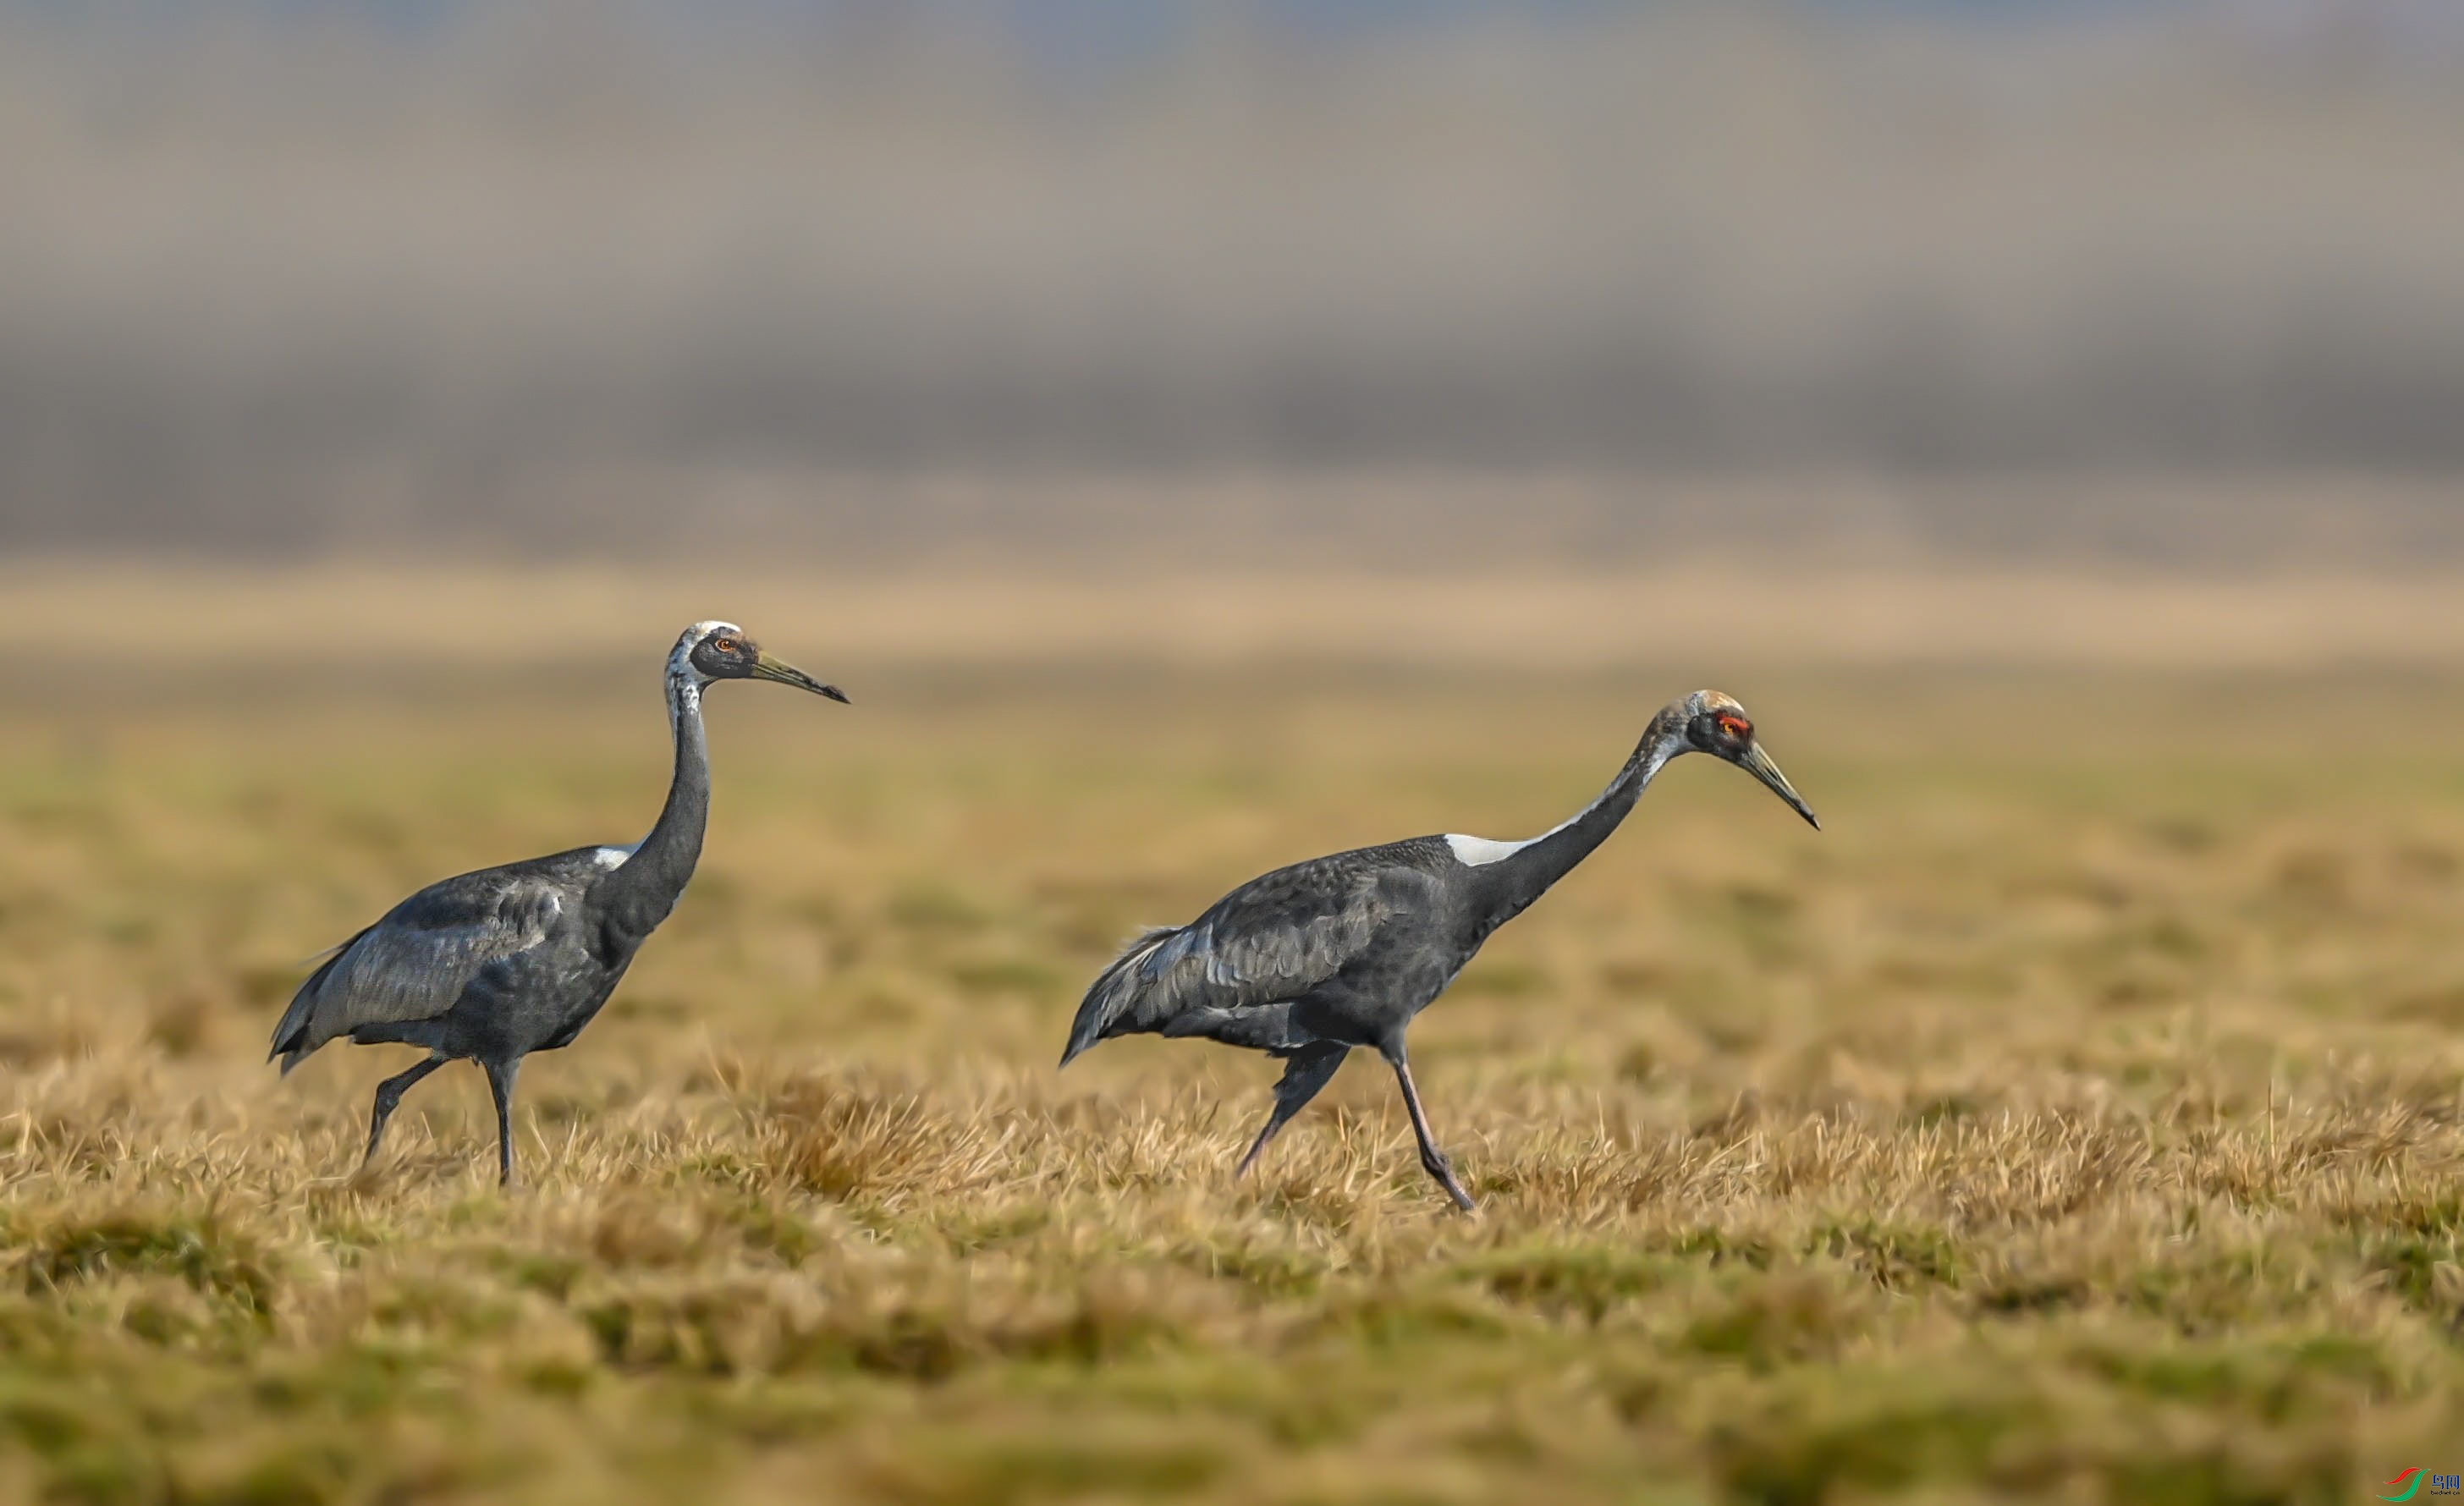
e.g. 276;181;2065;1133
1444;739;1683;868
1445;833;1533;866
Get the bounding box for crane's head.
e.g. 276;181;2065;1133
1672;690;1818;830
673;621;850;702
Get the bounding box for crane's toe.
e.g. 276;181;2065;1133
1418;1149;1478;1213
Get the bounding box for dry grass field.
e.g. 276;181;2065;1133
4;569;2464;1503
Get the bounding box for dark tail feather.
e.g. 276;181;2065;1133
1060;926;1179;1067
270;1010;318;1074
268;926;366;1073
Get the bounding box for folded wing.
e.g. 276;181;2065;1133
1063;847;1426;1063
269;861;580;1073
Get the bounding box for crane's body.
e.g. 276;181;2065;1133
1063;690;1817;1212
1072;837;1494;1059
278;843;641;1069
271;621;844;1185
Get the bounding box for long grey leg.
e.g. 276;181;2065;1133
1381;1038;1477;1212
1235;1044;1348;1179
362;1054;448;1169
482;1058;523;1189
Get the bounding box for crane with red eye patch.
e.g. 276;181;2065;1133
268;619;848;1188
1063;686;1816;1213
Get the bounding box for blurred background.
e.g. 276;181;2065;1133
2;0;2459;574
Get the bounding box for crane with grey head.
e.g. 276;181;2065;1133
269;621;847;1186
1061;690;1817;1212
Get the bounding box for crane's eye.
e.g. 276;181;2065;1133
1717;713;1752;741
712;636;739;653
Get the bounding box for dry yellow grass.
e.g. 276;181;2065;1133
2;574;2463;1503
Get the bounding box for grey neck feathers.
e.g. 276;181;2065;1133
598;665;711;940
1473;706;1687;921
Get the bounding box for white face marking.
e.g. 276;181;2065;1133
668;620;745;688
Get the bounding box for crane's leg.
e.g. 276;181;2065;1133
1379;1037;1477;1213
482;1057;522;1190
1235;1044;1347;1179
361;1053;448;1170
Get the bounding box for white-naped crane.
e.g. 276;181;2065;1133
270;621;847;1186
1062;690;1817;1212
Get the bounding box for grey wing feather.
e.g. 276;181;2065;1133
268;859;582;1073
1061;848;1408;1064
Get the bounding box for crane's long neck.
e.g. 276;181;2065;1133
1466;708;1687;925
598;655;711;943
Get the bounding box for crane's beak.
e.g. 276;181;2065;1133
1737;743;1819;830
751;652;850;703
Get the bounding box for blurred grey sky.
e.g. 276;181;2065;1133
2;1;2459;565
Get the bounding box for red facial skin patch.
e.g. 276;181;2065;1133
1718;714;1752;740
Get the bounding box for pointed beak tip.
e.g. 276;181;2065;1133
753;655;849;703
1740;745;1816;831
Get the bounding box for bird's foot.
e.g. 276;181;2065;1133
348;1139;394;1187
1422;1153;1478;1214
1419;1153;1468;1212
